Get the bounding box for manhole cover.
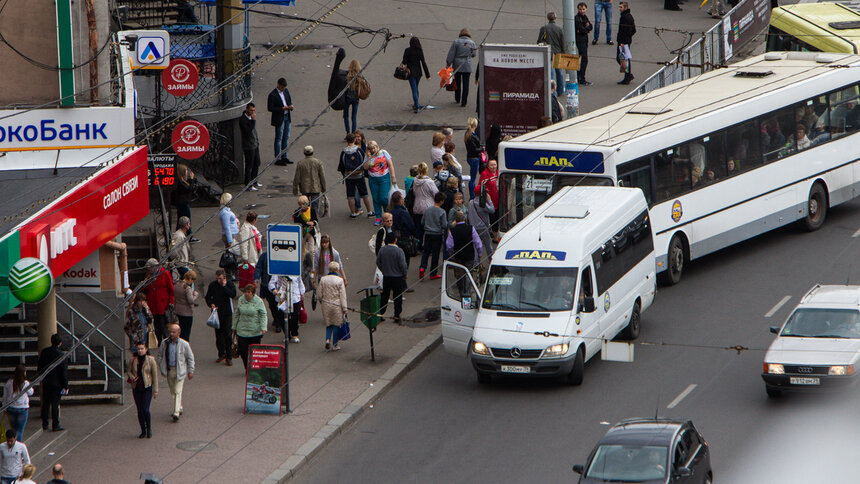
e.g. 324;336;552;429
177;441;217;452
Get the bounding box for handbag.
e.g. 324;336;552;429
318;194;330;218
355;76;371;100
438;66;453;87
219;250;238;271
206;308;220;329
311;287;318;310
147;324;158;350
339;319;352;341
445;79;458;92
394;64;410;80
299;298;308;324
231;332;240;359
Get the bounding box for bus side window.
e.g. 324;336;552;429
830;84;860;139
654;150;687;203
760;105;794;163
724;119;760;174
617;156;653;204
808;95;831;146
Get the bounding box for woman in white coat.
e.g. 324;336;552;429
316;261;347;351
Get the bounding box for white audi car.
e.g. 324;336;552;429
762;285;860;397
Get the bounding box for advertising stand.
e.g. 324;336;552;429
244;344;285;415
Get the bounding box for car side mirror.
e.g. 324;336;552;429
769;326;779;334
676;467;692;477
572;464;584;474
583;297;596;313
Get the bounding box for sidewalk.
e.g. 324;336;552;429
27;1;724;482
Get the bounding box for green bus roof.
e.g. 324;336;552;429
771;3;860;53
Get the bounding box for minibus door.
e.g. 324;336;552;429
576;265;602;356
441;261;481;355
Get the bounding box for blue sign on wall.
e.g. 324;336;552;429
267;224;302;276
503;148;604;174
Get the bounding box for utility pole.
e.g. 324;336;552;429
562;0;579;117
216;0;245;173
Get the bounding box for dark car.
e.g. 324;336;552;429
573;418;712;484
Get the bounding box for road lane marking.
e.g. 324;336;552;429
667;384;697;409
853;227;860;238
765;296;791;318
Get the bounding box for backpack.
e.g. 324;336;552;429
342;149;364;177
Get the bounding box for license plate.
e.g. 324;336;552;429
500;365;530;374
789;377;820;385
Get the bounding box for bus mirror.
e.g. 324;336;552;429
583;297;596;313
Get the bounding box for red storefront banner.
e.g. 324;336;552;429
479;44;551;139
18;146;150;277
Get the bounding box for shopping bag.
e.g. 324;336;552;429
388;183;405;201
299;298;308;324
373;268;384;290
206;308;220;329
238;263;255;288
445;79;458;92
339;320;352;341
438;66;453;87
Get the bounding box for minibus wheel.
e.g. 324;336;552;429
620;301;641;340
566;347;585;386
800;182;827;231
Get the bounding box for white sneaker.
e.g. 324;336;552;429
249;186;259;191
255;182;263;188
291;336;300;343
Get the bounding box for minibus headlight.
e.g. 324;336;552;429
543;343;569;358
472;341;490;356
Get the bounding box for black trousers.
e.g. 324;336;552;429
41;384;62;428
243;147;261;186
454;72;471;106
576;40;589;81
132;385;153;433
380;276;406;318
287;300;301;337
215;312;233;361
153;314;169;344
264;292;286;331
177;315;193;342
238;334;262;370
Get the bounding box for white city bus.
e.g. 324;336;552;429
496;51;860;284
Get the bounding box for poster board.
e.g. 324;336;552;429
244;344;285;415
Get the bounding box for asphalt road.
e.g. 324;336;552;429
293;199;860;484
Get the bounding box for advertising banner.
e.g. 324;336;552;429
480;44;551;140
0;232;22;316
171;120;210;160
162;59;199;97
723;0;771;60
0;105;135;155
244;345;285;415
55;249;100;293
18;146;150;277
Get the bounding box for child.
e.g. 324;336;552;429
442;176;459;213
419;192;448;280
448;191;468;228
404;165;419;194
433;161;449;190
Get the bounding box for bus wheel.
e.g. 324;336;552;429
620;301;641;340
658;235;686;286
801;183;827;231
566;347;584;386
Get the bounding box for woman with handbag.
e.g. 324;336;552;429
363;140;397;225
464;117;483;196
312;234;347;288
173;270;199;342
2;365;33;441
401;36;431;113
233;284;268;371
445;28;477;107
126;342;158;438
218;192;241;281
269;275;306;343
317;262;348;352
343;59;364;134
124;293;154;350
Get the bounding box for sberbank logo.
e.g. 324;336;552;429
9;258;53;303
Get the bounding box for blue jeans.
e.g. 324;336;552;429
6;407;27;441
409;77;421;109
1;476;16;484
368;174;390;217
467;157;480;196
274;119;291;161
594;1;613;42
551;68;566;93
325;325;340;345
343;99;359;134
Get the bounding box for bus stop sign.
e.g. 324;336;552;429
267;224;301;276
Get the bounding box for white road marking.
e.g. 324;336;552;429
667;384;697;409
852;226;860;238
765;296;791;318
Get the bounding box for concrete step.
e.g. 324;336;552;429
0;336;38;343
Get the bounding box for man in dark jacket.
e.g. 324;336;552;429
205;269;237;365
617;2;637;85
238;103;262;190
37;333;68;431
538;12;566;94
328;48;348;111
376;233;409;323
267;78;294;165
575;3;593;85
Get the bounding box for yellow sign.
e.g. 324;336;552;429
553;54;581;71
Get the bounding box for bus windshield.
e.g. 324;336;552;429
499;173;612;232
482;266;578;312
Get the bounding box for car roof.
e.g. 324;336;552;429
599;419;687;446
799;285;860;308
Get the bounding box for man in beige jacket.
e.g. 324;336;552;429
293;145;327;214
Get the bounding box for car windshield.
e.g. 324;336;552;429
780;308;860;338
482;266;577;312
585;444;669;482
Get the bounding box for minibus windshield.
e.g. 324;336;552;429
482;266;578;312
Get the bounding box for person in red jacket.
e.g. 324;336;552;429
477;159;500;236
144;258;174;344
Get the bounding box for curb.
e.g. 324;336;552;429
261;329;442;484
